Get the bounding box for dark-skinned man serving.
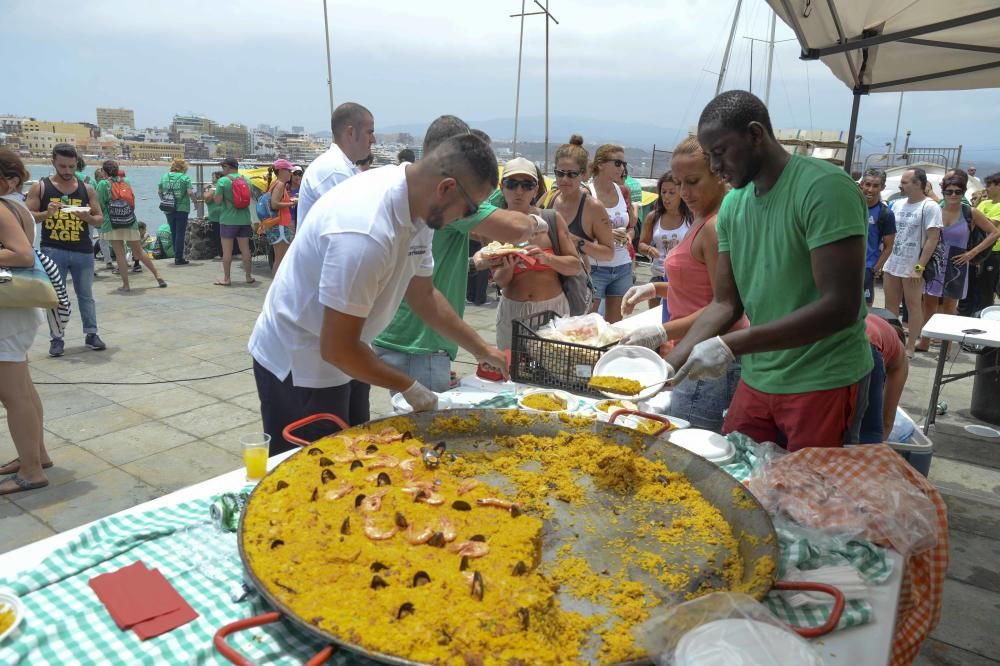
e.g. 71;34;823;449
661;91;872;450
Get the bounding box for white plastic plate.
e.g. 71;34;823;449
675;618;823;666
390;392;453;414
592;346;669;401
517;388;576;413
0;590;24;644
668;428;736;465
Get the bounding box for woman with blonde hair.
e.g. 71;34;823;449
620;136;747;431
158;157;196;265
541;136;614;309
586;143;637;323
0;149;51;494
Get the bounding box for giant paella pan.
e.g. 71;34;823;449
215;409;841;665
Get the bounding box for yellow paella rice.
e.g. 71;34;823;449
587;376;643;395
521;392;568;411
244;425;761;665
594;400;637;413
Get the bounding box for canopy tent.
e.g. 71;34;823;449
765;0;1000;171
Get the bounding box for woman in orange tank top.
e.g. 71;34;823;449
263;159;297;275
620;137;747;431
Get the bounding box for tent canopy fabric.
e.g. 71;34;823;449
767;1;1000;93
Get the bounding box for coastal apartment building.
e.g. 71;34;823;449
121;140;185;161
96;107;135;131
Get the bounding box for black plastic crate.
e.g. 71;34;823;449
510;310;614;398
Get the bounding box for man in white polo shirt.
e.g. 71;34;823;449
296;102;375;227
249;133;509;454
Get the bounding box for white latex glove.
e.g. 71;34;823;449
402;381;438;412
619;324;668;350
621;283;658;316
671;336;735;384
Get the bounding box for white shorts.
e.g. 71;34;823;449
0;310;42;362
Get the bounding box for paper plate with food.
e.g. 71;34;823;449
590;346;670;401
478;241;530;258
517;388;577;413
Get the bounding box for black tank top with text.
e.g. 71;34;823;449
39;176;92;253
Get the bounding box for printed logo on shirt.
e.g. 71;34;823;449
43;197;86;242
408;243;429;257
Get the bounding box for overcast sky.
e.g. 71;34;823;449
4;0;999;164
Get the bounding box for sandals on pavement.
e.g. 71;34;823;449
214;280;231;286
157;279;168;288
0;475;50;495
0;458;53;475
245;276;256;284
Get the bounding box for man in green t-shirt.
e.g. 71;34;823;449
372;116;541;391
212;157;253;285
203;170;224;259
663;90;872;450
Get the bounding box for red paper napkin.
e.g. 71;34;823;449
88;561;199;639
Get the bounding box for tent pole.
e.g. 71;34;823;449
844;91;861;174
512;0;526;156
764;10;777;105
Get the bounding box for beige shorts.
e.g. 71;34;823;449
101;228;140;242
496;292;570;351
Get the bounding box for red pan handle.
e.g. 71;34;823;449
607;409;674;436
771;580;846;638
214;612;336;665
282;413;350;447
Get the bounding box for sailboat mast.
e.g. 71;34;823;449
764;10;777;105
716;0;744;96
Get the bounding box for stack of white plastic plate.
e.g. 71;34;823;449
592;346;670;401
667;428;736;465
674;618;823;666
390;392;453;414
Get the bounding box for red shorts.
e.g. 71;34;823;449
722;380;861;451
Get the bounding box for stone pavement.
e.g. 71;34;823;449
1;256;998;662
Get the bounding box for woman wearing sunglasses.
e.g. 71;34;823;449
477;158;582;350
914;169;999;352
541;135;614;272
585;143;638;323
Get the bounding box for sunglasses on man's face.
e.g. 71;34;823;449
554;169;581;179
447;174;480;218
502;178;537;191
942;188;966;196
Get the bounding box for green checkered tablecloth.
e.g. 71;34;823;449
721;433;894;632
0;488;367;666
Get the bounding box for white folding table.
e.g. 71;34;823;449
919;313;1000;434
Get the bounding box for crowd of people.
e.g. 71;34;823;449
2;90;1000;494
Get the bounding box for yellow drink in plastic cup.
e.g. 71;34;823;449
241;433;271;481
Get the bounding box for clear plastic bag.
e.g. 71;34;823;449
746;450;938;556
634;592;824;666
536;313;624;346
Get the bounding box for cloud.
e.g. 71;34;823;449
2;0;997;157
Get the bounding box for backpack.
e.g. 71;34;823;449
108;180;136;228
230;175;251;209
542;209;594;316
875;201;893;238
964;203;993;266
256;180;280;229
159;174;177;213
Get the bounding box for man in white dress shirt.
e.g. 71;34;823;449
296;102;375;228
249;133;509;454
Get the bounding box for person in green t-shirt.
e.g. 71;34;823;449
158;158;197;265
372;117;540;391
662;90;873;450
96;159;167;291
212;157;253;286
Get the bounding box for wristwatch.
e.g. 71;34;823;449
914;263;925;273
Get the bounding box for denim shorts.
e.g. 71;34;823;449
266;224;295;245
591;263;633;298
668;360;741;432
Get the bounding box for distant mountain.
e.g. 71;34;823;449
378;115;686;150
